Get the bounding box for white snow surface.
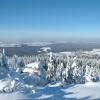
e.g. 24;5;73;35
0;41;53;47
0;78;16;93
83;48;100;56
25;62;41;68
0;81;100;100
0;92;26;100
40;47;51;52
60;51;75;56
23;62;45;75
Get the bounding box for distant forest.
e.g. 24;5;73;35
1;42;100;56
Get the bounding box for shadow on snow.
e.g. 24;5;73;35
19;84;96;100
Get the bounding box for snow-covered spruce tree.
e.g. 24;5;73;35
16;58;25;73
61;66;66;86
46;61;54;81
85;64;92;82
96;63;100;81
13;54;18;68
65;57;70;83
65;57;74;84
90;65;99;82
38;63;46;85
46;52;55;81
72;60;84;83
1;49;9;70
18;58;25;68
55;62;64;81
0;49;9;79
85;61;99;83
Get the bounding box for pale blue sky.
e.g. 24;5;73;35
0;0;100;40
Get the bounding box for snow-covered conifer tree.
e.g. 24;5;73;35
0;49;9;79
46;52;55;81
56;62;64;81
73;60;84;83
1;49;9;70
16;58;25;73
85;65;92;82
13;54;18;68
65;58;73;84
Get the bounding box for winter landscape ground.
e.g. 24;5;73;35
0;44;100;100
0;82;100;100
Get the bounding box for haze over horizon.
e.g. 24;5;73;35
0;0;100;41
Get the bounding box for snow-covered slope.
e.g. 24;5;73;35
0;82;100;100
83;48;100;56
25;81;100;100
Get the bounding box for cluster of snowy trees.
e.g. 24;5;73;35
0;49;100;89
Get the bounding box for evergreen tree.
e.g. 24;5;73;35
85;65;92;82
1;49;9;70
13;54;18;68
56;62;64;81
73;61;84;83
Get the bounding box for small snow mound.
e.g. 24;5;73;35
0;79;16;93
48;82;62;87
41;47;51;52
85;82;100;87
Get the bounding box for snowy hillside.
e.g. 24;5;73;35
0;49;100;100
83;48;100;56
30;82;100;100
0;82;100;100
